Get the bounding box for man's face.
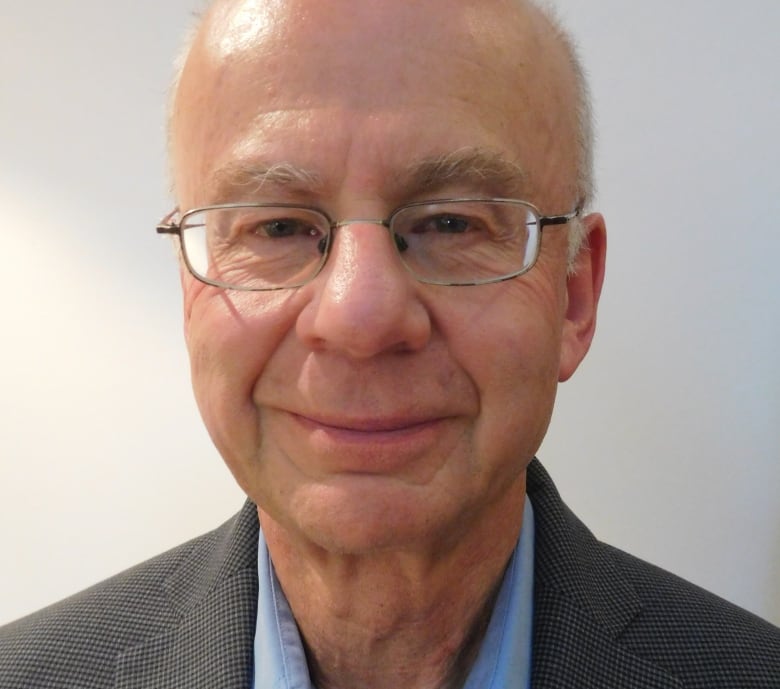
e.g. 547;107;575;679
172;0;603;554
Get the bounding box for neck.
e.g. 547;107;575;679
260;480;526;689
306;572;504;689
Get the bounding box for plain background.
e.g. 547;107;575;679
1;1;778;627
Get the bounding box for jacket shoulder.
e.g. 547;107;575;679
607;544;780;685
0;504;254;689
527;459;780;688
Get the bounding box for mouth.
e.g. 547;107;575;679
291;412;443;435
272;409;460;475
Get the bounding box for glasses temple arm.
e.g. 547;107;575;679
156;209;181;235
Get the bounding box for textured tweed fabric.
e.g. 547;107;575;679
1;459;778;688
526;463;780;688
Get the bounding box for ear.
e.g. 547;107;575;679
558;212;607;382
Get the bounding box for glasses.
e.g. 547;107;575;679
156;198;581;290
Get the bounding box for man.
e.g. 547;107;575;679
1;0;778;687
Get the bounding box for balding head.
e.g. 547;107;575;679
168;0;593;238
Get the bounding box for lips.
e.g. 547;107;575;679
291;412;441;434
264;407;462;476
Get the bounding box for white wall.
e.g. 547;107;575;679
1;1;778;627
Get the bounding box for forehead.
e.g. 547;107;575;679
202;0;530;81
172;0;577;206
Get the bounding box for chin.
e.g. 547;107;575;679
279;479;456;556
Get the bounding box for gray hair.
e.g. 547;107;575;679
528;1;595;263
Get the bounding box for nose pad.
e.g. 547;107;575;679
297;223;431;357
393;233;409;253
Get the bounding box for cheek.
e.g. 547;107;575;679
451;269;564;375
183;283;299;485
444;275;565;463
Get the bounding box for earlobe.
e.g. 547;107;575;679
558;212;607;382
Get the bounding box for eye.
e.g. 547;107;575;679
416;214;473;234
251;218;320;238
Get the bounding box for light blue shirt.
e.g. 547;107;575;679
253;499;535;689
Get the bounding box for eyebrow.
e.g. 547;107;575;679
207;147;527;204
400;148;528;200
209;161;325;203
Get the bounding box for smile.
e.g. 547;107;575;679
282;410;456;475
290;412;444;438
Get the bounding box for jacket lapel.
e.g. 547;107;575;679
531;592;682;689
527;460;682;689
113;501;259;689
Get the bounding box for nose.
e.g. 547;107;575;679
296;222;432;357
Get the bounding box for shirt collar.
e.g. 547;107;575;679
253;498;535;689
463;497;535;689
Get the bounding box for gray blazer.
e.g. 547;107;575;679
2;460;778;688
